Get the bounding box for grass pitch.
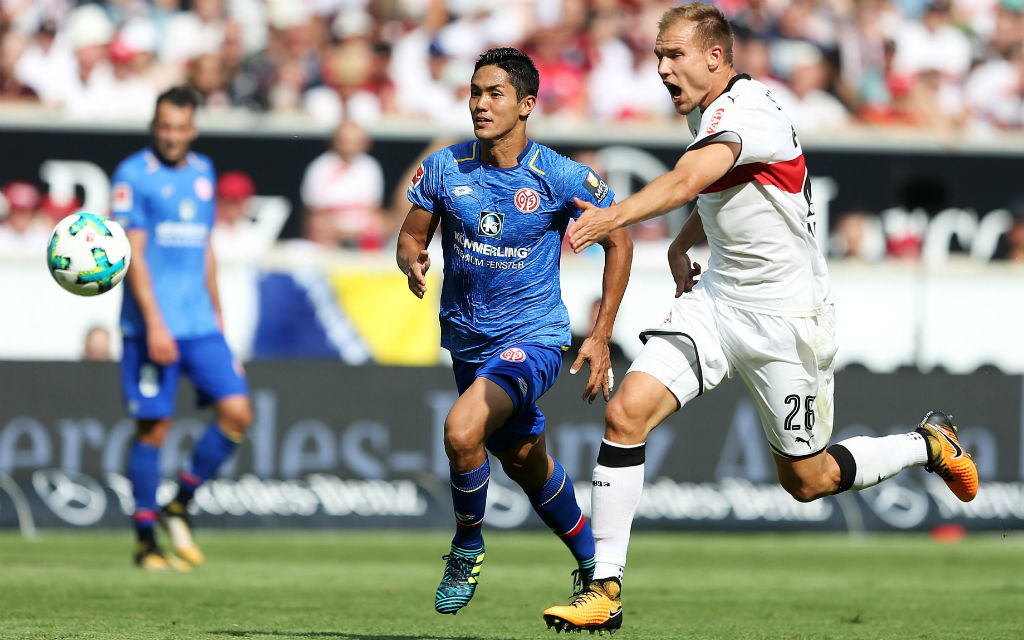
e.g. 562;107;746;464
0;529;1021;640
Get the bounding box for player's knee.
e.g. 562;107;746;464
604;396;647;443
443;420;484;462
136;419;171;446
779;476;828;503
219;400;253;434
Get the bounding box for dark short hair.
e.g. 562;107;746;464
473;47;539;102
155;85;199;113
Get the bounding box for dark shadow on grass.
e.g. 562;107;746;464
210;631;519;640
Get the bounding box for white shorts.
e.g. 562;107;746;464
627;287;837;458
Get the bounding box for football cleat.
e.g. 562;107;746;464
572;558;596;597
160;502;205;566
134;543;190;572
917;410;979;502
543;577;622;634
435;545;485;615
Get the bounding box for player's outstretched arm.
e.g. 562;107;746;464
125;229;178;365
568;141;739;253
571;226;632;403
396;205;439;299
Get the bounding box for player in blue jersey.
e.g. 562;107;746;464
111;86;252;571
397;48;633;615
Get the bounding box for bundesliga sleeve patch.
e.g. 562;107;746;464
582;171;609;203
409;164;425;190
112;183;132;212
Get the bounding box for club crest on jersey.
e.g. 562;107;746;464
478;210;503;239
179;198;196;220
514;188;540;213
706;107;725;134
194;176;213;200
582;171;609;203
500;347;526;362
409;164;424;189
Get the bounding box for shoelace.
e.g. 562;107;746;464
571;569;584;595
568;587;605;606
441;553;474;583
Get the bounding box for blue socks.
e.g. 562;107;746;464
174;423;240;506
450;459;490;550
128;440;160;542
530;457;595;564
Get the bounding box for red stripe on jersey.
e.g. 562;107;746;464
700;154;806;194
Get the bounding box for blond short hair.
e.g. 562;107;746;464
658;2;734;66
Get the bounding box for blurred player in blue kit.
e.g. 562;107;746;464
397;48;633;615
112;86;252;571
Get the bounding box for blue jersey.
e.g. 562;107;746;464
112;148;219;340
407;139;614;362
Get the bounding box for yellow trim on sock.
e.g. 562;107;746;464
451;476;490;493
538;472;566;507
218;425;245;444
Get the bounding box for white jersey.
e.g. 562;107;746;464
685;74;831;317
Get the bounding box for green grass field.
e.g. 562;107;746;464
0;529;1021;640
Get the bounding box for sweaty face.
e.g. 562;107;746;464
655;20;715;115
151;102;197;165
469;65;529;140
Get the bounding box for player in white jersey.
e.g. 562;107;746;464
542;3;979;634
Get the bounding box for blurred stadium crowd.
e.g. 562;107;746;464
1;0;1023;263
0;0;1022;133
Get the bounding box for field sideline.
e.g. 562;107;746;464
0;529;1021;640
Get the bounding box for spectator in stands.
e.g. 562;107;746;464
187;51;231;108
300;119;386;250
964;7;1024;131
212;170;286;362
40;192;81;225
0;181;50;255
14;19;74;106
0;31;39;102
992;197;1024;260
83;325;114;361
778;43;851;133
891;1;970;120
830;210;887;261
212;169;287;262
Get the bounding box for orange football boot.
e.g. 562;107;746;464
917;410;978;502
543;577;622;635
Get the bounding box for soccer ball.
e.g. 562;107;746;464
46;213;131;296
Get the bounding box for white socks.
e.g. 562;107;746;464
591;439;646;581
833;433;929;490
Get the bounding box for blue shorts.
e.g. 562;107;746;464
121;332;248;420
452;344;563;452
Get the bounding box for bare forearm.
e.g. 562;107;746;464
396;232;424;274
127;258;165;331
669;209;706;257
611;169;696;230
593;229;633;340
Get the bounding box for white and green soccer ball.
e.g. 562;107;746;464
46;212;131;296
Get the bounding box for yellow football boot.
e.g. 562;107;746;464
160;502;205;566
543;577;622;634
917;411;979;502
134;544;191;572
